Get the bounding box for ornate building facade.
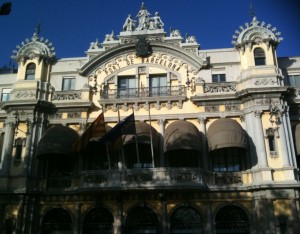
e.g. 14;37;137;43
0;3;300;234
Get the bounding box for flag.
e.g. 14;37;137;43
75;112;106;152
99;113;136;149
0;2;12;15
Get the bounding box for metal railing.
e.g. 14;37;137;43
101;85;186;99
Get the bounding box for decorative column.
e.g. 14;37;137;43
205;202;213;233
253;110;268;167
198;116;208;170
74;203;81;234
277;114;291;167
157;119;166;167
23;121;34;175
0;119;15;175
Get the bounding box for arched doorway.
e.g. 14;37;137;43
170;206;204;234
215;205;250;234
125;206;159;234
82;207;114;234
41;208;72;234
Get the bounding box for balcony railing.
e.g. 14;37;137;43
101;85;186;99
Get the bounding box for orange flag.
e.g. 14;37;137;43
75;112;106;152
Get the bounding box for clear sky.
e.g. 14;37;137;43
0;0;299;67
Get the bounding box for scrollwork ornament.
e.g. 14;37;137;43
254;110;263;118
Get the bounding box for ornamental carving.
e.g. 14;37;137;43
171;172;197;181
83;174;108;183
15;90;36;99
52;92;81;100
67;112;81;118
254;78;277;86
204;83;236;93
225;105;240;111
205;106;219;112
126;173;152;182
215;173;242;185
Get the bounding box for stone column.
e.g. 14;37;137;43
277;114;291;167
198;116;208;170
74;203;81;234
244;112;257;169
24;121;34;175
0;119;15;175
157;119;166;167
253;111;268;167
205;202;213;233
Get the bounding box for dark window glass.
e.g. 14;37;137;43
268;135;275;151
212;148;243;172
212;74;226;83
288;75;300;87
149;74;167;96
254;48;266;66
25;63;36;80
117;76;136;98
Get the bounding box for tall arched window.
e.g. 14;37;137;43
254;48;266;66
41;208;72;234
25;63;36;80
83;208;114;234
170;206;204;234
215;205;250;234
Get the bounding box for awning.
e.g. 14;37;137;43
206;118;247;151
123;121;159;148
295;123;300;156
164;120;201;152
36;126;79;158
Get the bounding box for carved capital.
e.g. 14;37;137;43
198;116;207;124
157;119;166;126
240;114;245;122
254;110;263;118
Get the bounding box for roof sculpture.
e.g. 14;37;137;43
232;16;283;51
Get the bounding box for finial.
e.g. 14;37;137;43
141;2;146;10
35;21;42;36
249;0;256;19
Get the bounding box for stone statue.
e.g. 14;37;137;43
170;28;181;37
152;12;164;29
123;14;136;31
104;31;115;41
186;34;197;43
136;2;151;30
89;39;99;49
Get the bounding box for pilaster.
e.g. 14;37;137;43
157;119;166;167
198;116;208;170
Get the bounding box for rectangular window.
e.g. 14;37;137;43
212;74;226;83
149;74;167;96
1;88;11;101
118;76;136;97
62;77;75;91
288;75;300;87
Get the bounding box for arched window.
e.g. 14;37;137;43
25;63;36;80
41;208;72;234
215;205;250;234
125;206;159;234
170;206;204;234
254;48;266;66
83;208;114;234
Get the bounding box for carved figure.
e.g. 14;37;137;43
152;12;164;29
136;3;151;30
185;34;197;43
170;28;181;37
123;14;136;31
105;31;115;41
89;39;99;49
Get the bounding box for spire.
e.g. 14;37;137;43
35;21;42;36
249;0;256;19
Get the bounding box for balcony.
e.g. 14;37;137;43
99;85;187;110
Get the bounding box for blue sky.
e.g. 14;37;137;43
0;0;299;67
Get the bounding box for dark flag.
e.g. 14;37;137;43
74;112;106;152
99;113;136;149
0;2;12;15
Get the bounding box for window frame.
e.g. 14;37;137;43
254;48;266;66
212;74;226;83
1;88;12;101
62;77;76;91
25;63;36;80
117;76;136;98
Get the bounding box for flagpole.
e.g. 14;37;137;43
118;105;126;169
132;108;140;168
105;142;111;169
148;104;155;168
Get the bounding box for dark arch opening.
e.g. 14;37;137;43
25;63;36;80
82;207;114;234
41;208;72;234
170;206;204;234
254;48;266;66
215;205;250;234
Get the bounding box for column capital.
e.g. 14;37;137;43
198;116;207;124
157;119;166;126
254;110;263;118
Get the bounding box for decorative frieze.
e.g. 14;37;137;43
215;173;242;185
83;174;108;184
67;112;81;119
205;106;219;112
14;90;36;99
126;173;152;182
204;83;236;93
52;91;82;101
225;105;240;111
254;78;277;86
